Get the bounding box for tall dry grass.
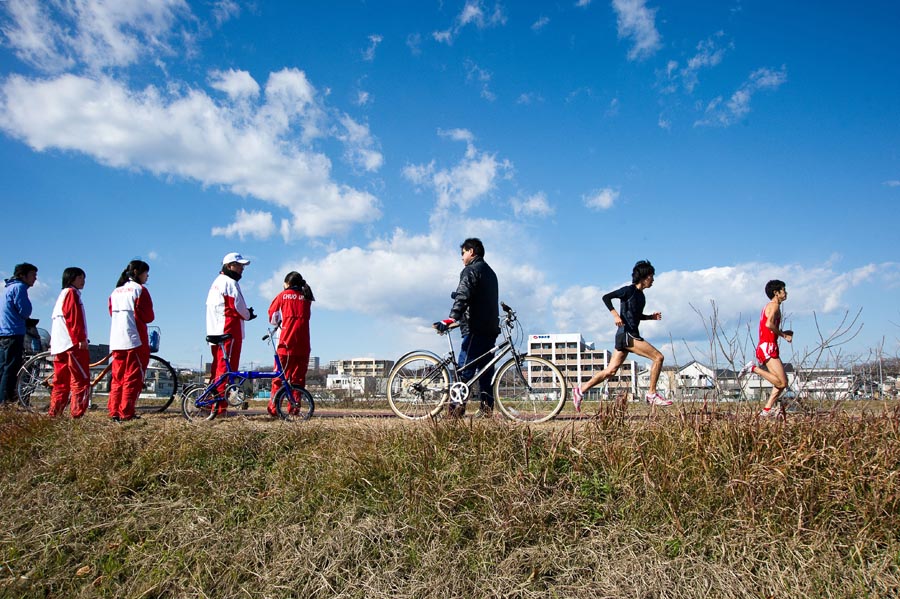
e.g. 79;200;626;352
1;407;899;598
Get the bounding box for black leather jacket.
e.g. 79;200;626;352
449;256;500;337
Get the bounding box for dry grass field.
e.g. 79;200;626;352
1;402;899;598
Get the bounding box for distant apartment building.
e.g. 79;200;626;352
326;374;376;395
527;333;637;397
335;358;395;379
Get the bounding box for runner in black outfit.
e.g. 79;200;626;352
572;260;672;412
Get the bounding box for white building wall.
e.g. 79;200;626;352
527;333;637;396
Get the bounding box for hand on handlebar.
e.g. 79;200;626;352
433;318;456;334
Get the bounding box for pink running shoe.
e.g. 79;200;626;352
645;392;672;406
573;386;584;412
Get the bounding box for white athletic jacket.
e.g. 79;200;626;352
109;281;155;351
206;273;250;340
50;287;87;355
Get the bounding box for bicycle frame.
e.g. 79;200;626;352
435;306;525;402
191;326;297;409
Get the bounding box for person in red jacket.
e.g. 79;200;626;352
206;252;256;414
266;271;314;416
48;267;90;418
108;260;155;422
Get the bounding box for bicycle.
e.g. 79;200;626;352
16;326;179;413
386;302;568;423
181;325;314;422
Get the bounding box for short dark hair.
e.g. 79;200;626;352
13;263;37;280
61;267;85;289
632;260;655;284
461;238;485;258
765;279;785;299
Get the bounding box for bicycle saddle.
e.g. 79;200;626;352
206;334;233;344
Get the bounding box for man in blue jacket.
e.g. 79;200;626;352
434;238;500;417
1;263;38;405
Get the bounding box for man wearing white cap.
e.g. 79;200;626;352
206;252;256;414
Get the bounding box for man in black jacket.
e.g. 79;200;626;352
434;238;500;416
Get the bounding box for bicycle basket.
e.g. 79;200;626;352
148;326;161;353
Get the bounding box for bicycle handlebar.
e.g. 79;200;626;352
262;324;282;341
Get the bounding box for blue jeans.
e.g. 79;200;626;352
0;335;25;404
458;332;498;409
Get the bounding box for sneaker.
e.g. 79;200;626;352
737;361;755;379
267;403;278;417
573;386;584;412
645;392;673;406
758;407;778;418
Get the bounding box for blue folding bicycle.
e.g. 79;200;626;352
181;325;314;422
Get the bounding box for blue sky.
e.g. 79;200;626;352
1;0;898;372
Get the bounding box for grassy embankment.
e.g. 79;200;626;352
1;404;899;598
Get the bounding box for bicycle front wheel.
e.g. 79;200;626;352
494;356;567;423
274;387;314;422
17;351;54;412
387;353;450;420
181;385;217;422
135;355;179;413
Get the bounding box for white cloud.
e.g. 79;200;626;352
356;90;371;105
883;180;900;187
584;187;619;210
576;0;593;7
512;192;554;218
258;220;558;349
516;92;543;105
1;0;191;73
211;0;241;26
0;71;381;237
212;209;277;240
406;33;423;55
531;16;550;32
696;65;787;127
464;60;496;101
433;0;507;45
209;69;260;99
338;114;384;172
362;34;383;62
403;129;512;214
552;261;894;352
680;32;731;93
611;0;662;61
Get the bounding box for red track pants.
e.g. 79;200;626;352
268;350;310;414
49;347;91;418
210;337;242;414
108;347;150;420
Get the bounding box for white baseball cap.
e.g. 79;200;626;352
222;252;251;265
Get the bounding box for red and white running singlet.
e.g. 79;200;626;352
755;306;780;364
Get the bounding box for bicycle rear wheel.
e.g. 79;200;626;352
387;353;450;420
181;385;217;422
494;356;567;423
16;351;54;412
135;355;179;413
274;387;314;422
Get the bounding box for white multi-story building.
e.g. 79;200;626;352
527;333;637;398
335;358;394;378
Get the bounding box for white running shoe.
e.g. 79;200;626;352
573;387;584;412
758;407;778;418
645;392;672;406
738;361;755;379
